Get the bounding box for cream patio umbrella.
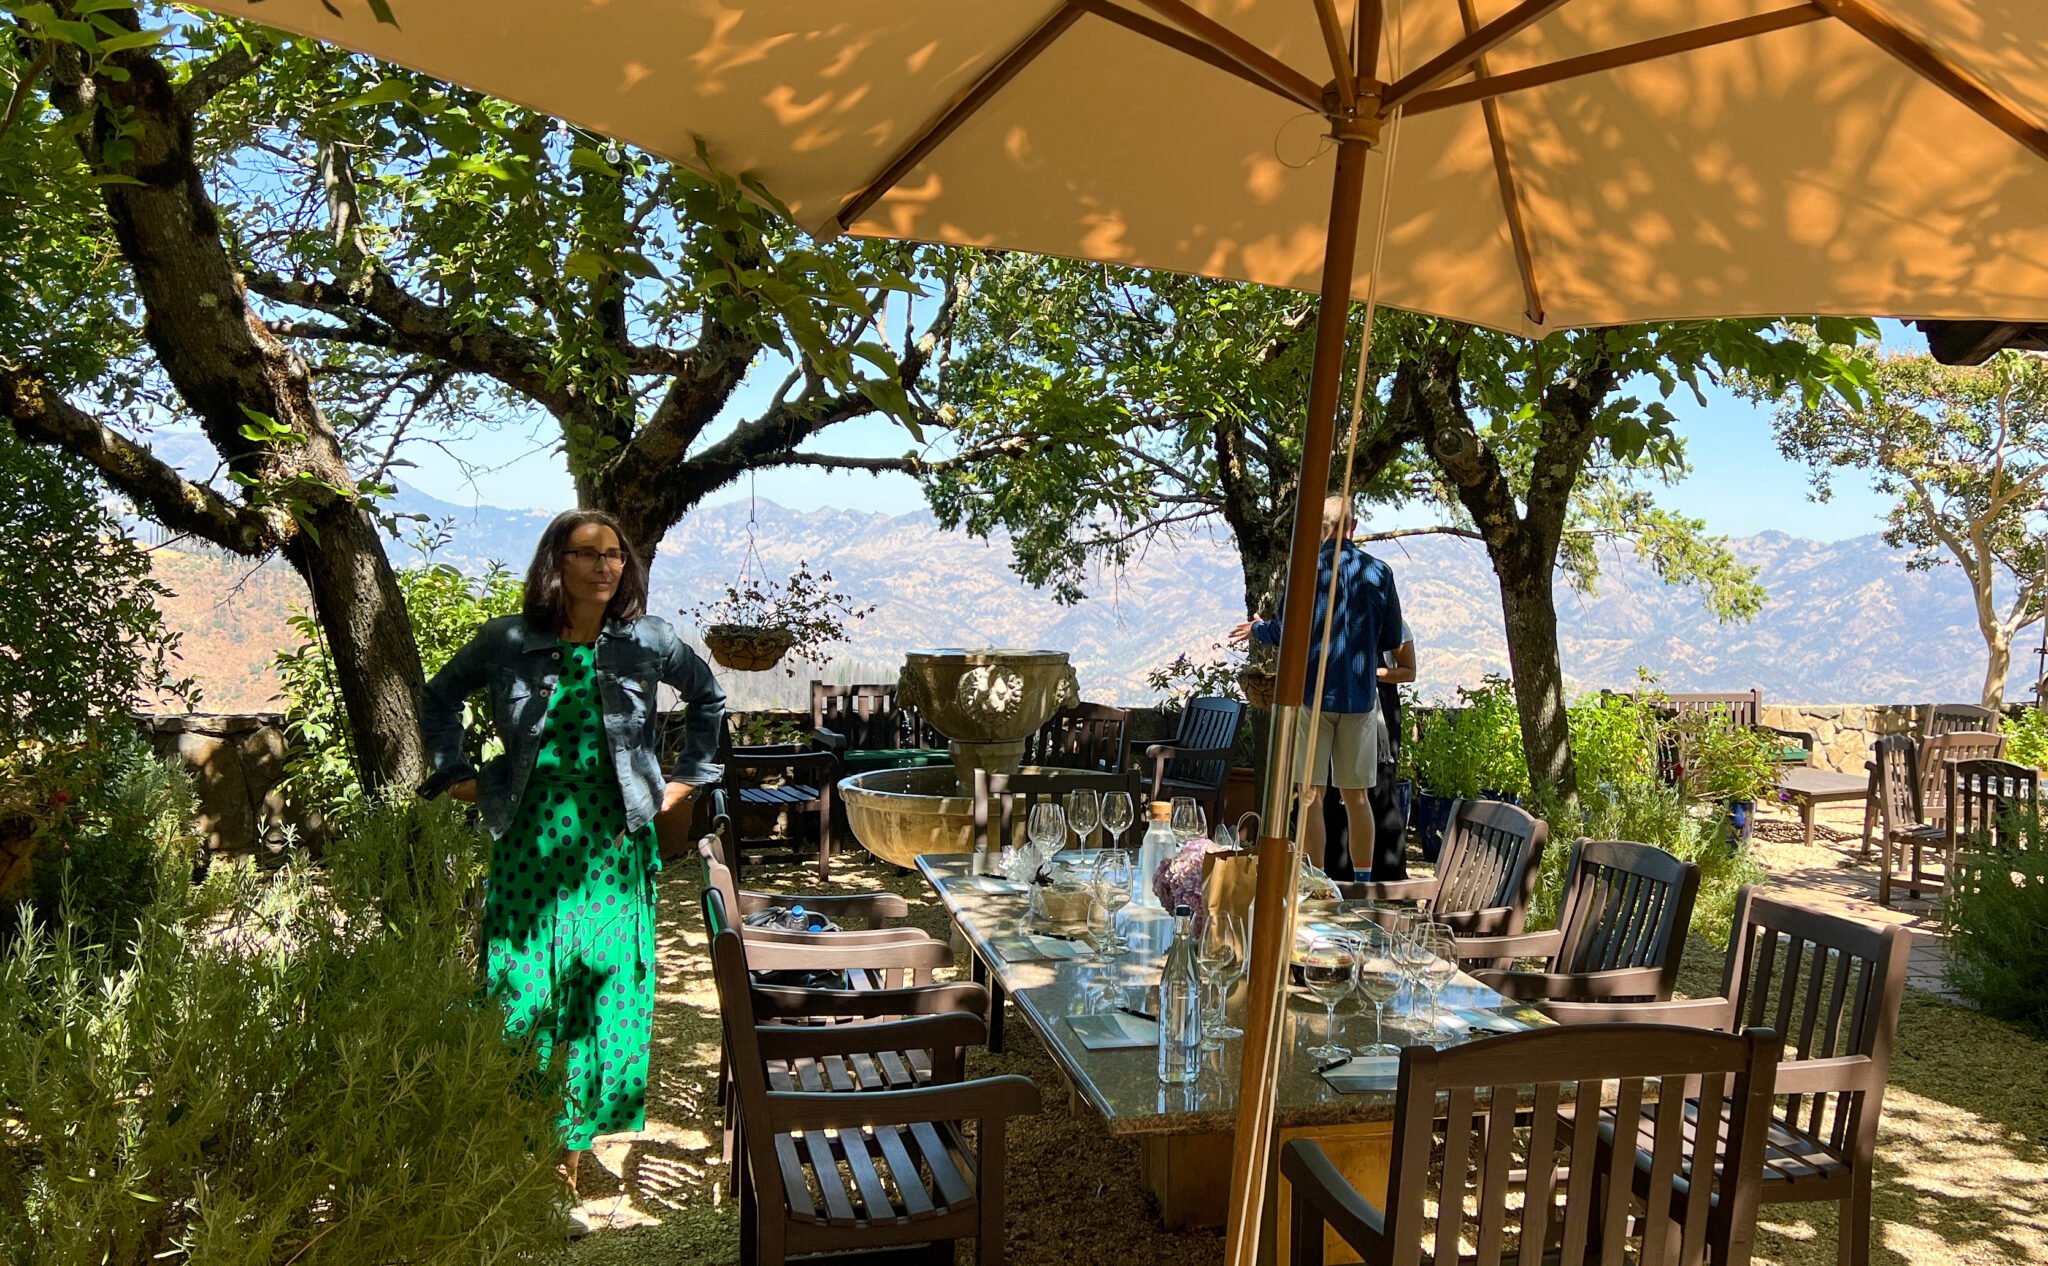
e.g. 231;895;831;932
178;0;2048;1259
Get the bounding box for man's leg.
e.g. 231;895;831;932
1300;784;1329;871
1339;786;1373;877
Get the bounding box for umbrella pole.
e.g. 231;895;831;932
1223;110;1381;1266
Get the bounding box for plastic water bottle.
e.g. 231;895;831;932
1158;905;1203;1085
1134;801;1176;909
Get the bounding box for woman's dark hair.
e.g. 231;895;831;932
522;509;648;632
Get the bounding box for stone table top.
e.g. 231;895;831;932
915;853;1542;1137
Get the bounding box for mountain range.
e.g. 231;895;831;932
129;434;2037;713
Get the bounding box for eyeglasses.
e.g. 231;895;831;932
564;548;628;569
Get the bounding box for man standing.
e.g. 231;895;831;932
1231;495;1403;878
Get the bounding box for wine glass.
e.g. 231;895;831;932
1065;788;1101;854
1027;801;1066;862
1101;791;1136;849
1089;850;1135;957
1299;934;1357;1062
1390;920;1434;1026
1197;910;1245;1046
1416;922;1462;1044
1170;796;1207;844
1351;927;1403;1056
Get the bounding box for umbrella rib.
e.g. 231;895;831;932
832;4;1086;233
1404;5;1831;117
1078;0;1326;110
1380;0;1578;115
1456;0;1545;328
1312;0;1358;110
1812;0;2048;165
1123;0;1327;110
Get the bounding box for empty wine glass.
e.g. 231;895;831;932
1065;788;1101;854
1027;801;1066;862
1390;919;1433;1025
1416;922;1461;1044
1351;927;1402;1056
1101;791;1135;849
1170;796;1207;844
1089;850;1135;957
1197;910;1245;1047
1300;934;1357;1062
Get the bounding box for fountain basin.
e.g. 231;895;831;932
839;765;984;869
898;648;1079;784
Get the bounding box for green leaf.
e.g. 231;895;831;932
330;80;413;111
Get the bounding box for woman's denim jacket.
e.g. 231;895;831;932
418;613;726;839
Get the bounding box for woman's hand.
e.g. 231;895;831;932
657;781;694;820
446;778;481;804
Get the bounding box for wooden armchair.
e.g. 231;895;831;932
1022;702;1131;773
1947;758;2041;895
720;714;839;881
810;680;947;772
1924;701;2001;737
1337;798;1548;937
1143;695;1245;829
1453;839;1699;999
1544;886;1911;1266
708;888;1039;1266
1281;1024;1779;1266
1872;734;1952;904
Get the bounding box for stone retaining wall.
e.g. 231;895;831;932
1757;703;1930;773
137;712;303;855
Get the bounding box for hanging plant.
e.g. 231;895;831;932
687;558;876;676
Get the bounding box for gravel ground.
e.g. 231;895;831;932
563;822;2048;1266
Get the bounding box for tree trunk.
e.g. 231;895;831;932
1981;628;2012;712
1495;553;1577;798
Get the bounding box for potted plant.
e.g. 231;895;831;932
685;559;875;676
1671;711;1780;844
1406;706;1480;862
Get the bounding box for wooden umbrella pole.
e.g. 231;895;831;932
1222;106;1381;1266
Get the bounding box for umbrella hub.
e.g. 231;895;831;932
1323;106;1384;148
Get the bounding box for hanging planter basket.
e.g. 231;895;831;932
1237;666;1279;710
703;624;796;672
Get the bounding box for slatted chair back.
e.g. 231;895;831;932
1428;799;1549;936
1720;887;1910;1205
972;767;1145;854
1282;1024;1780;1266
707;887;1036;1266
1871;734;1922;834
1163;695;1244;785
1917;730;2007;826
1948;758;2040;852
1022;703;1131;773
1924;701;2001;737
1551;839;1701;995
720;713;838;879
811;680;940;751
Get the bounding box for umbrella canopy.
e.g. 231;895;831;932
182;0;2048;334
175;2;2048;1262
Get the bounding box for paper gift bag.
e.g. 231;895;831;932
1201;848;1259;931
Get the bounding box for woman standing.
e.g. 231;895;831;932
419;510;724;1186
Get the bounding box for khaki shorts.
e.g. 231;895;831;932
1293;708;1384;791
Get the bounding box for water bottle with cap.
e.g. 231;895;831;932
1158;904;1203;1085
1135;800;1176;909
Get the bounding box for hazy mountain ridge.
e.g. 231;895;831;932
139;476;2037;715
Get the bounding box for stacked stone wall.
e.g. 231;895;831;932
1757;703;1927;773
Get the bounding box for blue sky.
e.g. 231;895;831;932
400;322;1911;544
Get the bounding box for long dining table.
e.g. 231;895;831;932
914;851;1549;1263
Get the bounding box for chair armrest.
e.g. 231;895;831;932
1487;965;1668;1002
1279;1139;1388;1259
1450;928;1562;966
752;980;989;1022
740;925;933;947
755;1011;988;1062
1144;742;1233;764
1538;995;1735;1029
737;935;953;974
811;726;849;753
1337;877;1436;903
766;1074;1043;1133
1437;906;1519;937
737;888;912;926
1758;725;1817;764
1773;1054;1882;1096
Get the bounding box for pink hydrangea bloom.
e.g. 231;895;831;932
1153;838;1220;931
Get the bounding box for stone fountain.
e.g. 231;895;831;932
839;648;1079;869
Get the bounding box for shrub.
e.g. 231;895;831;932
1941;811;2048;1031
2004;707;2048;771
0;797;569;1265
0;726;201;952
1410;676;1528;799
1564;690;1662;796
0;432;197;736
276;558;522;823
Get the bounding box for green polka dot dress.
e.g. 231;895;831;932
482;641;657;1151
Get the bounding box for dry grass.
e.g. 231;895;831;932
564;832;2048;1266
